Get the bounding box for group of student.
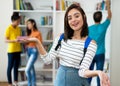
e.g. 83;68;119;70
5;13;42;86
5;0;111;86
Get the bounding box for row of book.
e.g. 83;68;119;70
56;0;77;11
40;16;53;26
14;0;53;10
20;15;29;25
56;0;111;11
14;0;79;11
46;29;53;40
14;0;34;10
20;15;53;26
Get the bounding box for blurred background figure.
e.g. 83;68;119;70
88;0;112;86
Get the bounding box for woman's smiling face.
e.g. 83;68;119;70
67;8;83;31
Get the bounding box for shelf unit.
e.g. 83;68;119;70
13;0;111;85
13;0;56;85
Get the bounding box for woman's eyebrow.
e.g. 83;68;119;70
74;12;80;16
68;12;80;17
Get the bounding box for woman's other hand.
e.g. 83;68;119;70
98;71;110;86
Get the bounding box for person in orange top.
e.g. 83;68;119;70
25;19;42;86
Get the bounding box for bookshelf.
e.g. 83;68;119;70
13;0;55;85
13;0;111;85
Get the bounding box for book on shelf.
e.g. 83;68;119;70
43;63;52;69
46;29;53;40
20;15;29;25
56;0;60;10
14;0;34;10
20;15;26;25
48;16;53;25
24;2;34;10
15;0;20;10
56;0;65;11
40;16;53;26
60;0;65;11
21;29;26;36
19;0;24;10
56;0;78;11
47;43;53;52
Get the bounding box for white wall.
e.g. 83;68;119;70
110;0;120;85
0;0;13;81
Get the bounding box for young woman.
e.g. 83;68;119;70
27;4;110;86
25;19;42;86
5;12;21;86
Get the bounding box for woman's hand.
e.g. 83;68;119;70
17;36;39;43
17;39;28;43
17;36;29;43
98;71;110;86
27;37;39;42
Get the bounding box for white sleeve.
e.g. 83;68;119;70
78;42;97;78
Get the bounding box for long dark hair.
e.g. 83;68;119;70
64;4;88;41
26;19;38;36
11;12;20;21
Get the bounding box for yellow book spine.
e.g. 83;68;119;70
16;0;20;10
61;0;65;11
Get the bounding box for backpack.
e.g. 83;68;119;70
55;33;92;65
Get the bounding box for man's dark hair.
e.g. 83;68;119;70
11;12;20;21
93;11;102;23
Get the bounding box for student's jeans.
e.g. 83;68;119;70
25;47;38;86
88;54;105;86
7;52;21;84
55;65;90;86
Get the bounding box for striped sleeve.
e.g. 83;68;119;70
78;42;97;78
40;37;59;64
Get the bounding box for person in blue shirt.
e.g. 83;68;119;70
88;0;112;86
